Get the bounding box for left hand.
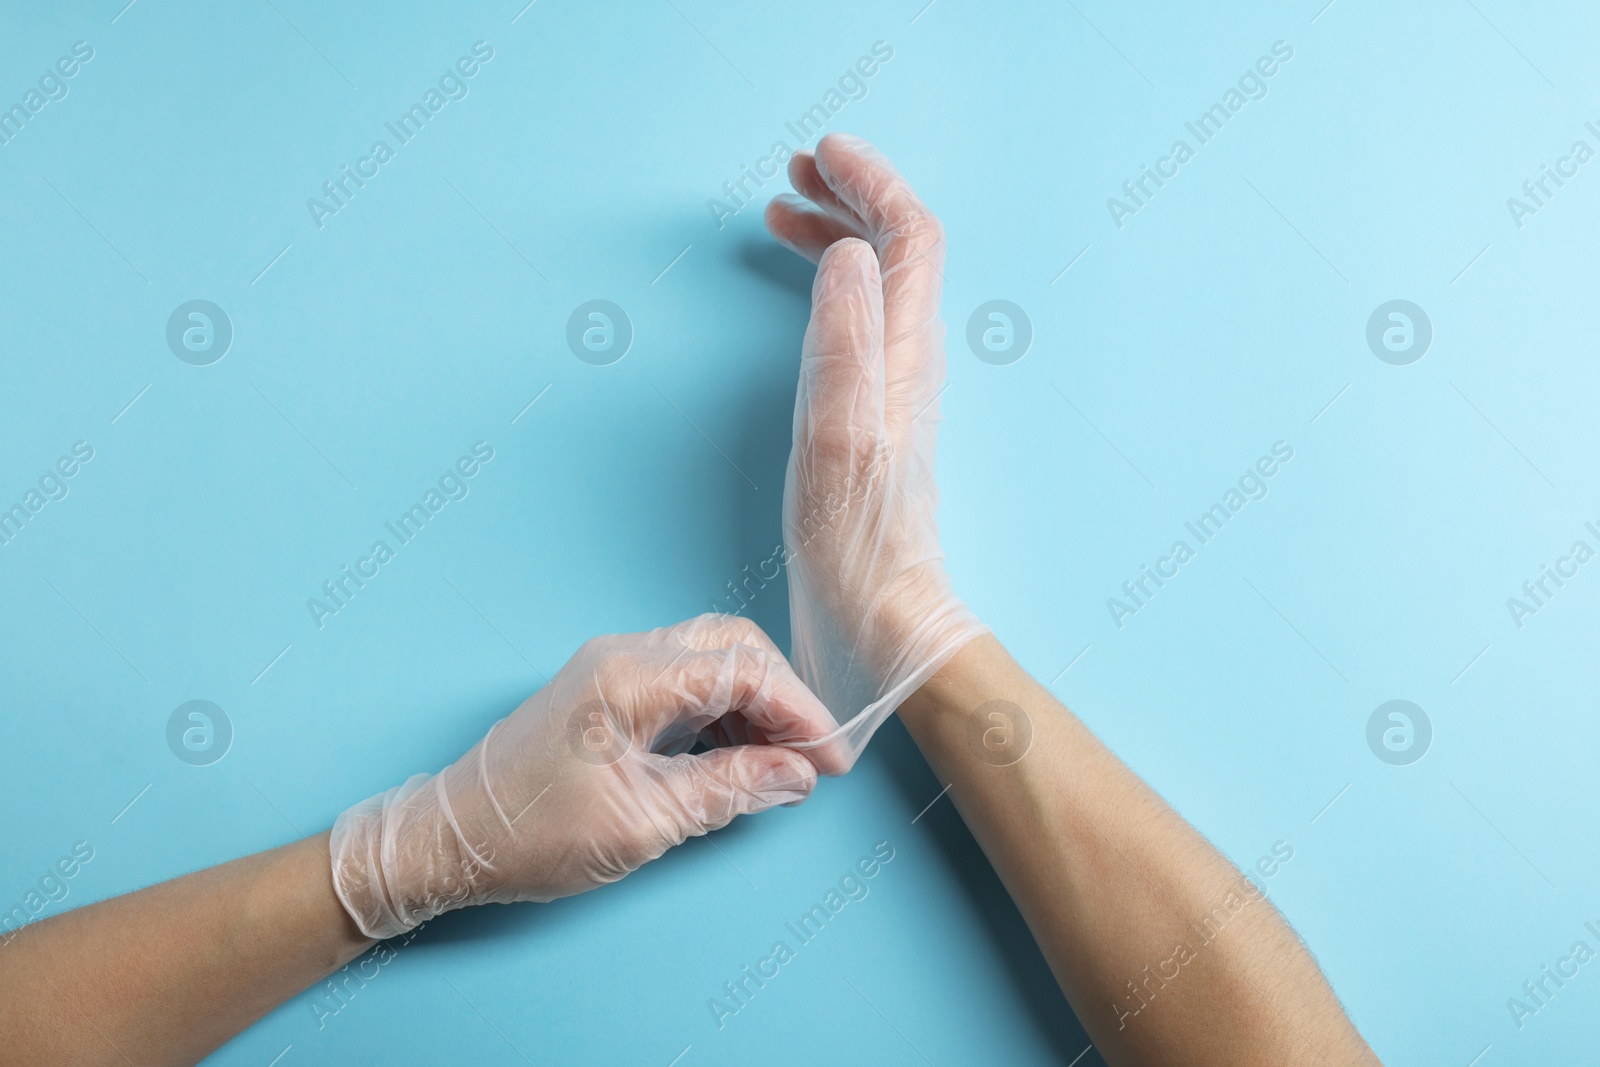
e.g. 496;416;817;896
763;133;988;766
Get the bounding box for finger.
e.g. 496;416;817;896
635;643;850;774
628;616;783;739
794;237;886;479
764;193;867;264
659;616;785;754
694;702;853;778
811;133;946;417
812;133;941;259
696;713;751;751
652;746;818;837
787;150;861;227
668;613;784;658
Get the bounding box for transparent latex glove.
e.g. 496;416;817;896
330;615;848;940
763;133;988;768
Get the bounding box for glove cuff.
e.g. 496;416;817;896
329;773;437;941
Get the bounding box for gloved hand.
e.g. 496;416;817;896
330;615;846;940
763;133;988;768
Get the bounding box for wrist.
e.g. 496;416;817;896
872;561;959;647
897;631;1013;735
330;773;456;940
872;561;984;663
894;632;1072;815
284;833;374;965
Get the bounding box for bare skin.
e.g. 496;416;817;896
0;134;1380;1067
900;636;1380;1065
766;133;1381;1065
0;644;1378;1067
0;642;1381;1067
0;617;831;1067
0;832;369;1066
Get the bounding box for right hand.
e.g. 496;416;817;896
330;615;847;940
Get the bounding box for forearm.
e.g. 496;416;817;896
899;634;1376;1066
0;618;832;1066
0;831;372;1067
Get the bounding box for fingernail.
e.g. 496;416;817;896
758;757;815;802
760;786;812;809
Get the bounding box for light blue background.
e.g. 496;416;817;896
3;1;1598;1063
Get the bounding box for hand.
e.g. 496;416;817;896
764;133;987;766
330;615;845;939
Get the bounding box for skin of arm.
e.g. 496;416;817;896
899;636;1380;1066
0;617;840;1066
0;832;371;1067
764;133;1380;1066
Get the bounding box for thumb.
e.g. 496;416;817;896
656;746;819;837
796;237;886;469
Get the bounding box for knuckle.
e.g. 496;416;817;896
855;429;892;476
810;426;886;475
726;615;767;649
591;649;639;695
807;429;888;490
897;213;944;256
574;635;609;664
825;236;876;270
729;646;771;693
686;611;724;633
